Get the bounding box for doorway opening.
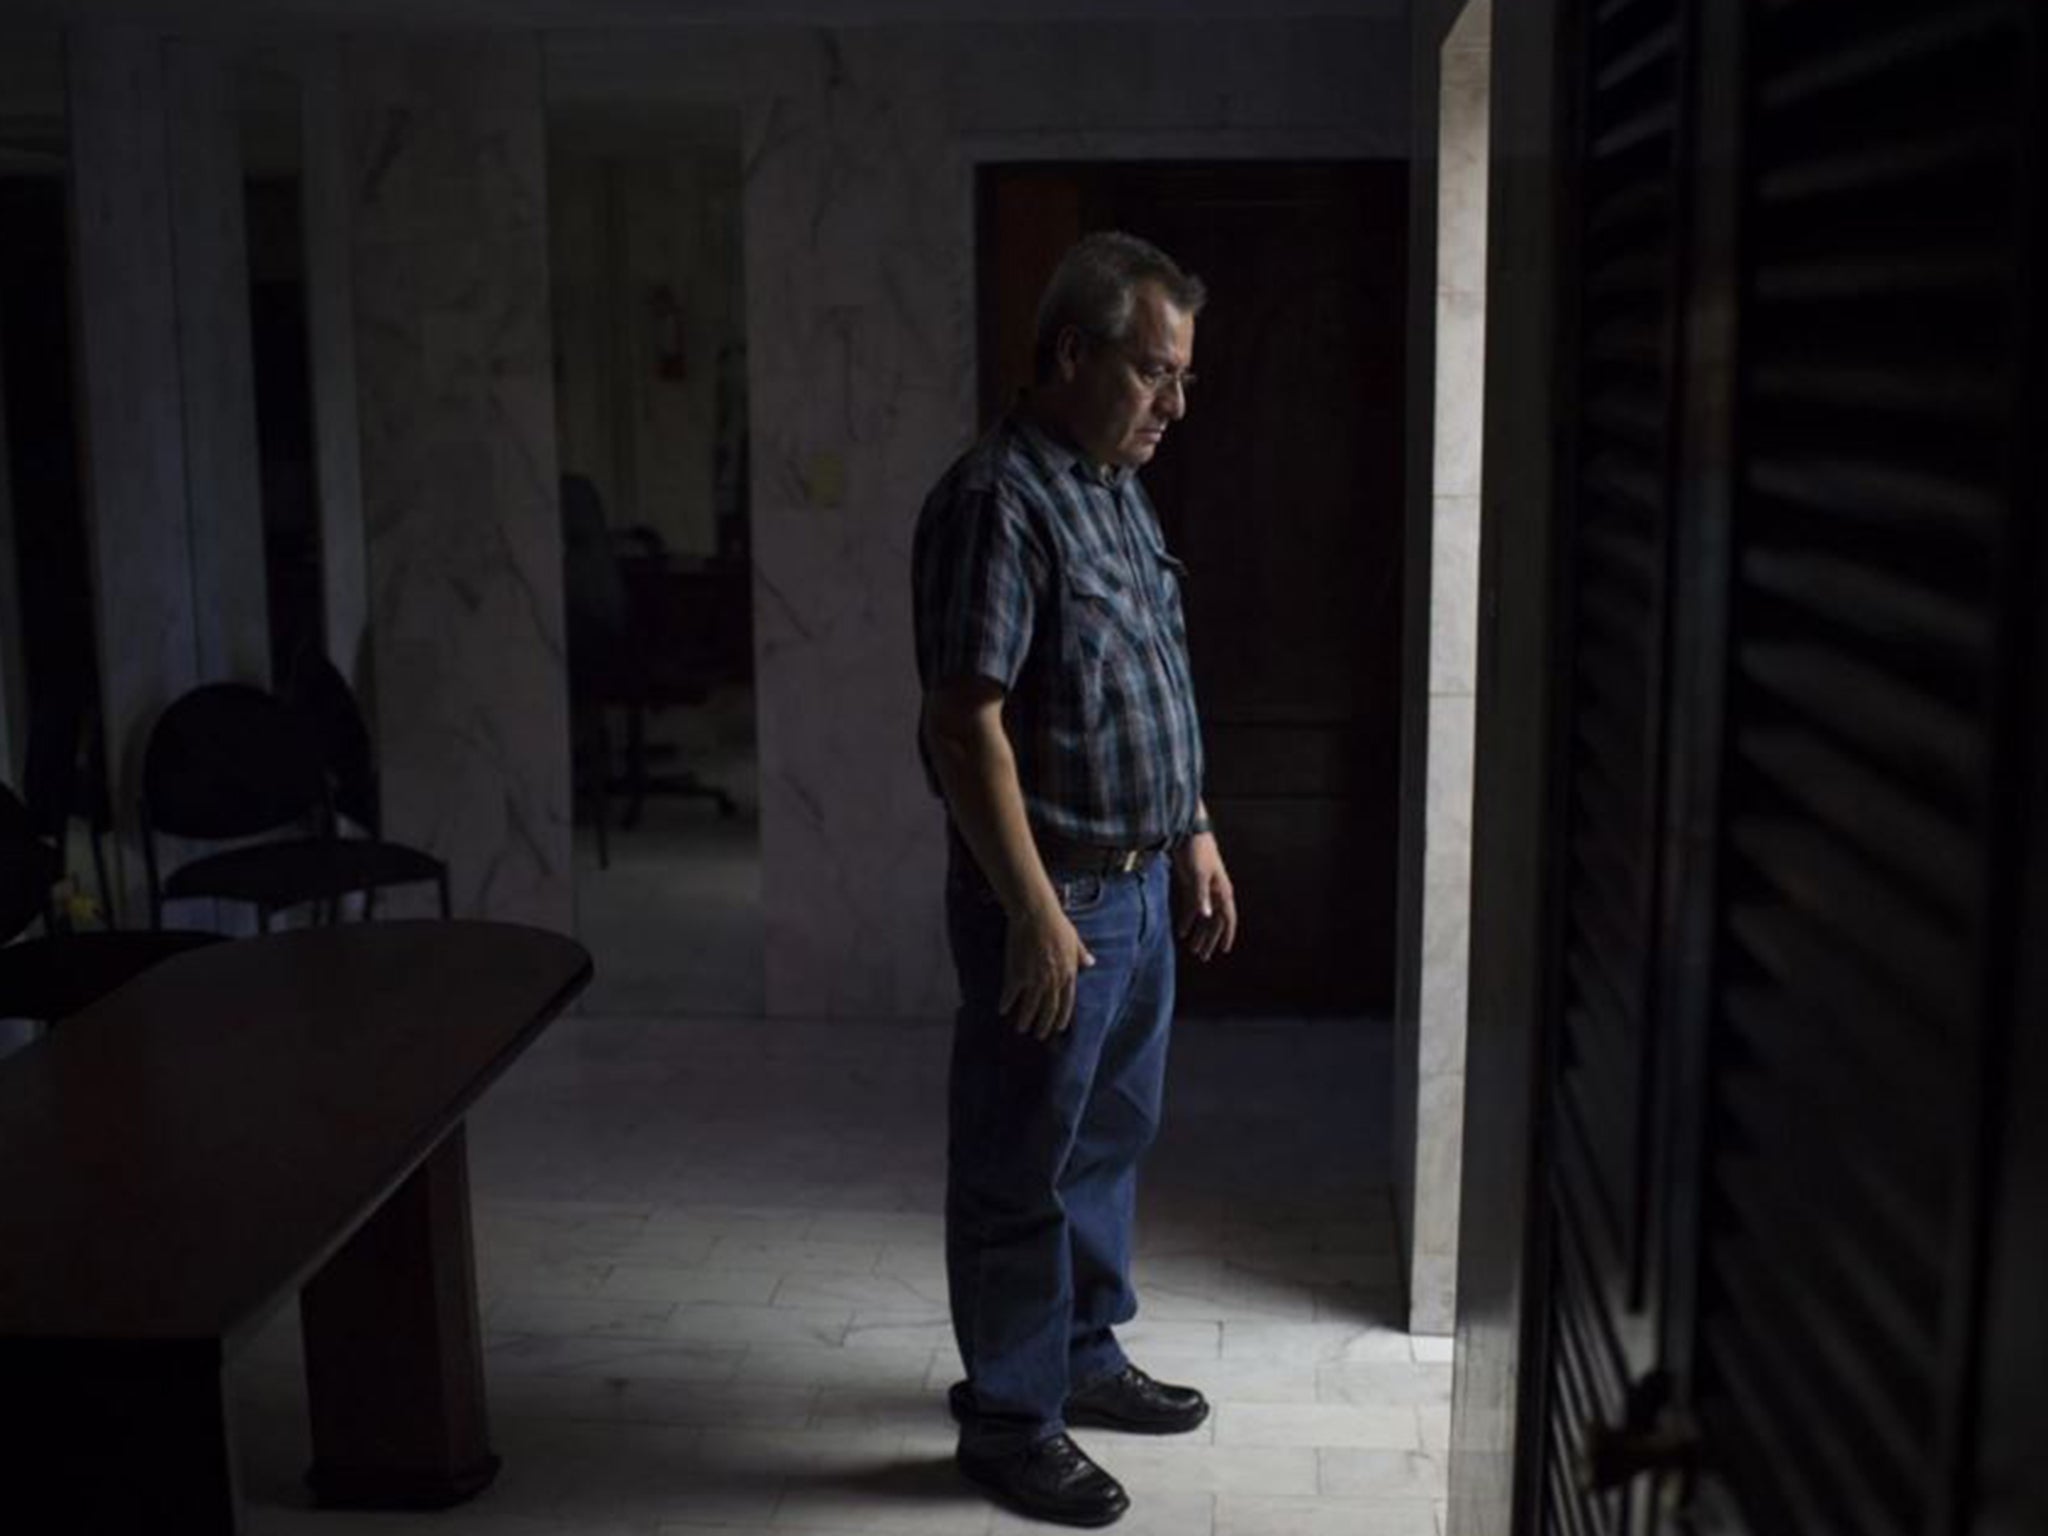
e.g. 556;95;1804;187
978;159;1408;1020
548;103;760;1015
238;73;326;692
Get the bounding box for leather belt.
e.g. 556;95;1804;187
1034;831;1168;878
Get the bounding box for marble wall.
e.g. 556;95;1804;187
549;17;1410;1017
343;37;571;931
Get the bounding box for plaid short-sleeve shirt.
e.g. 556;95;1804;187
912;412;1205;847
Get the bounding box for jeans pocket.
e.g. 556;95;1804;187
1058;873;1109;915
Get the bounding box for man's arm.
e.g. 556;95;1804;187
923;677;1095;1039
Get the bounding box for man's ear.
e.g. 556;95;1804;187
1055;325;1088;383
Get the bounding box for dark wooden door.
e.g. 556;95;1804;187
1526;3;2048;1535
979;161;1406;1015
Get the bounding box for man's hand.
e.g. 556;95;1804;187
1172;833;1238;963
1001;898;1097;1041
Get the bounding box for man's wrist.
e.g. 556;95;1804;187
1007;880;1064;925
1187;812;1214;839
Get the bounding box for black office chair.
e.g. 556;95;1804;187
0;781;221;1028
278;650;391;838
560;473;735;873
139;683;451;932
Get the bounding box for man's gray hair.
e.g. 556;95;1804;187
1032;231;1207;382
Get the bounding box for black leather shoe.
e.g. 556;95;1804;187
1064;1364;1210;1435
957;1432;1130;1528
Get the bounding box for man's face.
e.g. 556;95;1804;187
1062;281;1197;471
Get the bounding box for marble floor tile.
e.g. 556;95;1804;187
478;1213;655;1253
1213;1402;1422;1450
487;1294;682;1340
610;1227;728;1266
1119;1318;1227;1358
600;1261;785;1306
1216;1494;1441;1536
804;1209;945;1245
658;1303;854;1349
773;1270;950;1314
1077;1439;1320;1497
738;1343;950;1390
1317;1448;1450;1500
806;1383;959;1436
1221;1321;1417;1365
688;1428;976;1534
1310;1286;1409;1335
1225;1249;1404;1287
1316;1360;1456;1407
1134;1262;1324;1325
1312;1283;1409;1326
490;1371;819;1430
702;1237;890;1272
480;1253;618;1298
484;1333;749;1381
840;1313;959;1351
769;1457;997;1534
872;1244;952;1286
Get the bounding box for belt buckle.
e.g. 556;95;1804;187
1115;848;1140;874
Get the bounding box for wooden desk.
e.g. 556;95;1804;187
0;921;592;1534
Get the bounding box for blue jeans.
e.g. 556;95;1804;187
944;849;1176;1452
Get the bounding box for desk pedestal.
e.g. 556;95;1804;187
302;1123;499;1507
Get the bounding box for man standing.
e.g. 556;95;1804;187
912;231;1238;1527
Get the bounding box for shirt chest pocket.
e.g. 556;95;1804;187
1055;562;1138;731
1061;548;1189;652
1060;561;1144;665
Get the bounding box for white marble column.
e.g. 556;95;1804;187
343;36;571;931
740;32;970;1019
1396;0;1490;1337
300;51;370;685
165;39;269;686
66;26;203;918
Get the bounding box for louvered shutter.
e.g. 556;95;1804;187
1539;2;1695;1532
1684;3;2040;1533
